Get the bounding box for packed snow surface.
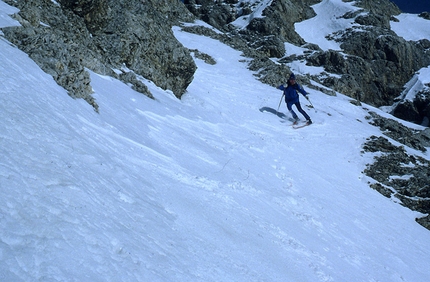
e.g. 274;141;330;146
1;1;430;281
0;1;19;28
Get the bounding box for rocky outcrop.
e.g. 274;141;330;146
2;0;197;111
313;1;430;126
368;112;430;151
363;112;430;230
185;0;237;32
392;82;430;126
419;12;430;20
185;0;318;59
305;0;430;109
307;28;430;107
311;0;430;118
241;0;319;46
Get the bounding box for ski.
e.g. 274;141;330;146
293;122;311;129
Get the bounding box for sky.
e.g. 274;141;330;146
1;0;430;281
391;0;429;14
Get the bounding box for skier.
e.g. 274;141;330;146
278;73;312;125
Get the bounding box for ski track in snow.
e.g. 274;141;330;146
1;1;430;281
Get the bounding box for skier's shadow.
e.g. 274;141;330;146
259;107;288;120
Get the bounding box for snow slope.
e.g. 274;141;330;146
391;13;430;41
295;0;361;51
1;1;430;281
0;0;19;28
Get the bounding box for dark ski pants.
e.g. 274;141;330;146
287;101;310;121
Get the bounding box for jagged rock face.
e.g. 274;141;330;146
363;112;430;231
61;0;197;97
236;0;318;58
307;28;430;107
185;0;238;32
2;0;103;109
186;0;237;31
2;0;197;110
303;3;430;111
304;0;430;125
257;0;319;46
342;31;430;105
356;0;401;18
392;83;430;126
392;100;423;124
420;12;430;20
185;0;318;57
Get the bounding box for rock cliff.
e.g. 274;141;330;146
363;112;430;230
2;0;197;111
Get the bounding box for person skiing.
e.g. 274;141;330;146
278;73;312;125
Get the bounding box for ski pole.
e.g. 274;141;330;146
277;93;284;111
306;96;314;107
306;96;317;112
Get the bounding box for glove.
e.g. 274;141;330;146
305;95;310;100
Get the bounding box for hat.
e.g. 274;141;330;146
289;73;296;80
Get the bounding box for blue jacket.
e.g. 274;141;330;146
279;83;307;104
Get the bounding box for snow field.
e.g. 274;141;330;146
1;1;430;281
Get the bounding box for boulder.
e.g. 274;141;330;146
419;12;430;20
393;88;430;126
